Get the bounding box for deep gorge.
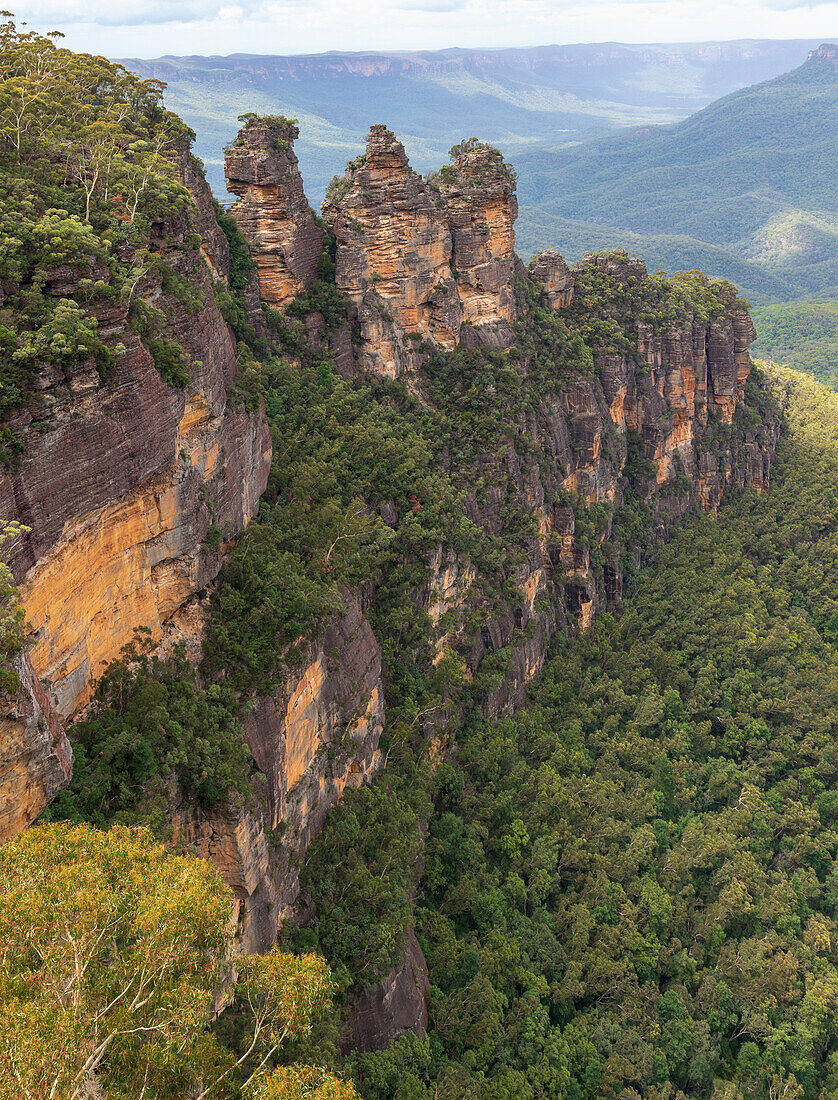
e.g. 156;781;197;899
0;48;817;1096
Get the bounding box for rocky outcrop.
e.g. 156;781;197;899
13;360;269;718
529;249;574;309
575;253;767;503
344;930;430;1053
0;653;72;840
321;126;520;376
808;43;838;70
322;125;459;377
225;117;323;310
435;141;518;335
0;116;779;1022
172;592;384;953
409;249;778;714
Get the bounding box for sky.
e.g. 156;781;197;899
12;0;838;58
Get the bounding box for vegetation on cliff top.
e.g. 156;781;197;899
0;13;210;455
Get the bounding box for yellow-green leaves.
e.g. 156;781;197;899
0;822;231;1100
236;949;334;1047
246;1065;360;1099
0;822;355;1099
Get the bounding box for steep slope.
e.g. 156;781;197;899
301;367;838;1099
515;43;838;300
158;119;774;954
0;42;777;973
11;107;776;968
0;41;271;836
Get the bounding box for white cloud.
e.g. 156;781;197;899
14;0;838;55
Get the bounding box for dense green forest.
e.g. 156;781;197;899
752;300;838;388
285;368;838;1100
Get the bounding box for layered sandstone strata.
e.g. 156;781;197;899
435;141;518;333
321;126;520;376
225;117;323;310
322;125;459;376
0;148;271;823
172;593;384;953
0;653;72;840
414;247;776;694
529;249;575;309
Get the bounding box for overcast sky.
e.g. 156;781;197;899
14;0;838;58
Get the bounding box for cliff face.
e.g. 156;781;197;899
436;141;518;334
225;117;323;310
409;245;777;715
316;126;518;377
172;592;384;954
0;149;271;819
530;249;574;309
0;653;72;840
2;116;779;989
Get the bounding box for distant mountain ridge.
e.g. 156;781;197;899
124;38;819;220
515;42;838;301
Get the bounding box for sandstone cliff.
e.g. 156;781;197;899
0;653;72;840
225;117;324;310
171;591;383;953
212;123;779;959
0;147;271;826
315;126;519;377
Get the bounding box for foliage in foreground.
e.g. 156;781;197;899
0;822;357;1100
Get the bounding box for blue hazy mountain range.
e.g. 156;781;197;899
124;40;831;302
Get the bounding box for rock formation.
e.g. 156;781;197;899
319;126;521;376
0;148;271;820
0;119;780;980
436;140;518;334
225;116;323;310
529;249;574;309
0;653;72;840
172;592;384;953
320;125;459;377
344;930;430;1053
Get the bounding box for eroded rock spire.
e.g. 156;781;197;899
225;115;323;310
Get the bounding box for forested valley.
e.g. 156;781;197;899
290;368;838;1099
4;12;838;1100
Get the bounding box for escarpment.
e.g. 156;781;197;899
209;121;778;982
0;653;72;840
0;144;271;832
5;112;779;981
172;592;384;953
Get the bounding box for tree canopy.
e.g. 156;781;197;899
0;822;357;1100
